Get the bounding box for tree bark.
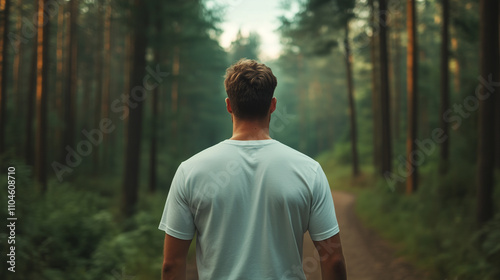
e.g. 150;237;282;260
54;1;64;162
149;10;162;193
93;0;104;171
121;0;148;218
13;0;23;154
25;19;36;166
35;0;49;192
344;23;360;177
62;0;78;162
392;10;402;142
369;0;381;173
439;0;450;174
378;0;392;176
101;1;111;168
406;0;418;194
476;0;498;226
0;0;11;155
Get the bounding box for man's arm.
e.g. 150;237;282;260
162;234;192;280
313;233;347;280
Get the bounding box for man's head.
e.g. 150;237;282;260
224;59;277;120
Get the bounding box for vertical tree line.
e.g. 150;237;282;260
406;0;418;194
0;0;10;156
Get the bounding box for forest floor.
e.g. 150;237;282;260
185;191;425;280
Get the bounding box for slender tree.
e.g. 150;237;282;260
101;0;111;168
54;1;65;162
476;0;498;226
93;0;104;170
406;0;418;194
0;0;11;155
121;0;148;218
25;15;37;166
344;23;360;177
369;0;382;173
392;10;403;141
149;4;162;193
62;0;78;162
439;0;450;174
379;0;392;176
13;0;23;154
35;0;50;191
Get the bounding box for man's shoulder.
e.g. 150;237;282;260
180;139;320;171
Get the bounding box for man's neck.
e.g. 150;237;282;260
230;118;271;140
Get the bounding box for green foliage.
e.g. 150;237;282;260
0;164;170;280
354;162;500;279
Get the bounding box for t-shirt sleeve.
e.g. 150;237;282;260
308;164;340;241
158;163;196;240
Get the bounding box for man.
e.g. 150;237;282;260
159;59;347;280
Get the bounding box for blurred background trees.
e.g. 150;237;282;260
0;0;499;279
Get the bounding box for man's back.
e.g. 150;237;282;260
159;139;339;279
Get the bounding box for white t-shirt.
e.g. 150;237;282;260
159;139;339;279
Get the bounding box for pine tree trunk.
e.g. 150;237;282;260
62;0;78;162
13;0;23;155
369;0;381;173
93;0;104;171
406;0;418;194
0;0;11;155
54;2;65;162
25;24;36;166
476;0;498;226
121;0;148;218
392;11;402;142
344;23;360;177
101;1;111;168
439;0;450;174
379;0;392;176
35;0;49;192
149;13;162;193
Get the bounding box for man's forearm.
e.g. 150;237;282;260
320;256;347;280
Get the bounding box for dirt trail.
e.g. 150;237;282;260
302;191;423;280
186;191;423;279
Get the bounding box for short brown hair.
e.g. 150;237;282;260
224;59;277;120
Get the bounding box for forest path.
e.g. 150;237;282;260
302;191;424;280
186;191;424;279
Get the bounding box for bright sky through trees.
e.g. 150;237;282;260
215;0;297;61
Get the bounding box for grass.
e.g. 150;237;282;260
316;149;500;280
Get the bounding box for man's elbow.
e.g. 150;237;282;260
162;259;186;280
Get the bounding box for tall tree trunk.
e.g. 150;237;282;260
476;0;498;226
496;3;500;170
101;1;111;169
439;0;450;174
369;0;381;173
379;0;392;176
392;10;402;142
25;26;36;166
149;12;162;193
13;0;23;155
121;0;148;218
0;0;11;155
344;23;360;177
170;44;180;145
123;30;131;147
406;0;418;194
35;0;49;192
93;0;104;171
55;2;64;162
62;0;78;162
